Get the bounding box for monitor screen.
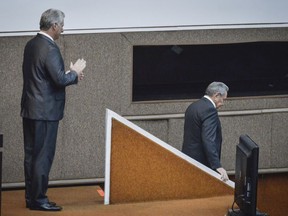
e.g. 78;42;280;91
234;134;259;216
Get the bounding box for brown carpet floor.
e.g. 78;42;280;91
2;185;234;216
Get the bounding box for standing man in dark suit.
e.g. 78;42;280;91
21;8;86;211
182;82;229;182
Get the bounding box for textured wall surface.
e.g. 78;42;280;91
0;28;288;185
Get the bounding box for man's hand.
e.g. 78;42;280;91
70;58;86;80
216;167;229;182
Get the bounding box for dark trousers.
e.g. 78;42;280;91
23;118;59;205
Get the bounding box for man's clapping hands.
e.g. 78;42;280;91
70;58;86;81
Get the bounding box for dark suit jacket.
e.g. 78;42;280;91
182;97;222;170
21;34;78;121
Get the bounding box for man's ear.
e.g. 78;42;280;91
51;23;57;30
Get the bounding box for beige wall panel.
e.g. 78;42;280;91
0;27;288;185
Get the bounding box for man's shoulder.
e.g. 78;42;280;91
185;98;204;113
26;34;53;47
190;97;210;107
186;98;215;114
31;34;55;46
25;35;57;57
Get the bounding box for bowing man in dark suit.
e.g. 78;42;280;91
182;82;229;182
21;9;86;211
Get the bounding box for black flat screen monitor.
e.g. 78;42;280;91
234;134;259;216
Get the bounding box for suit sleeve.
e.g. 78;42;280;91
45;46;78;87
201;107;222;170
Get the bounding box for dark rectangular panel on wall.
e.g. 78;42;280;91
133;42;288;101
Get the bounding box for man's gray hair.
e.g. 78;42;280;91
40;9;65;31
205;81;229;97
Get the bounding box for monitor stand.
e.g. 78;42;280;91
226;209;269;216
